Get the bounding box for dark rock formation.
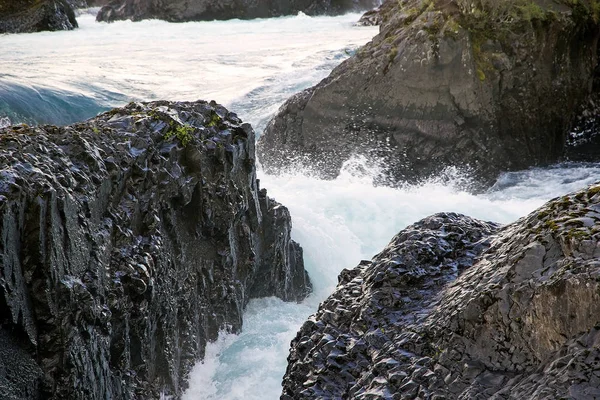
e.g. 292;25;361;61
283;183;600;399
96;0;379;23
259;0;600;188
67;0;109;7
0;0;78;33
356;0;395;26
0;100;310;399
566;93;600;162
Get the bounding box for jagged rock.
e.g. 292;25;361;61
96;0;379;23
356;0;396;26
259;0;600;188
0;100;310;399
0;0;78;33
566;92;600;162
282;183;600;399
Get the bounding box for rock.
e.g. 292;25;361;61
282;183;600;399
0;100;310;399
96;0;379;23
356;0;396;26
0;0;78;34
566;92;600;161
66;0;89;7
259;0;600;188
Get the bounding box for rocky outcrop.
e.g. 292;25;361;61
0;100;310;399
356;0;395;26
96;0;379;23
0;0;78;33
283;183;600;399
259;0;600;188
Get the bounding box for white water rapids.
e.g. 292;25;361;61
1;10;599;400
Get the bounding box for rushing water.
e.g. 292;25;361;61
1;10;599;400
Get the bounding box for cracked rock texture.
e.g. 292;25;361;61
0;0;78;33
0;100;310;399
95;0;379;23
283;183;600;399
259;0;600;187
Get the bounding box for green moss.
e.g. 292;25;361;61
207;111;222;128
588;185;600;196
148;109;162;121
545;220;559;231
516;2;546;21
476;67;486;81
556;197;572;210
389;46;399;63
164;124;194;147
566;228;590;241
443;16;461;38
537;210;550;219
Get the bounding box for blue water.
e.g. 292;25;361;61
1;10;599;400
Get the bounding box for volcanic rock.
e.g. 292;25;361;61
283;183;600;399
0;0;78;33
259;0;600;188
0;100;310;399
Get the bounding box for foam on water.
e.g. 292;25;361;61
0;12;377;130
183;159;600;400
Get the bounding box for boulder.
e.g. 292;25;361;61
96;0;380;23
0;100;310;399
259;0;600;188
282;183;600;398
0;0;78;33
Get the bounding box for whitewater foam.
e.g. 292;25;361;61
182;159;600;400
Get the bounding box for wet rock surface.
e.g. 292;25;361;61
259;0;600;188
0;0;78;34
96;0;379;23
566;93;600;162
356;0;396;26
283;183;600;399
0;100;310;399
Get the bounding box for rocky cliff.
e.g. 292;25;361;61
283;183;600;399
95;0;379;23
0;0;78;33
0;100;310;399
259;0;600;188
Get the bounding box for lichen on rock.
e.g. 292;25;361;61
0;100;310;399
